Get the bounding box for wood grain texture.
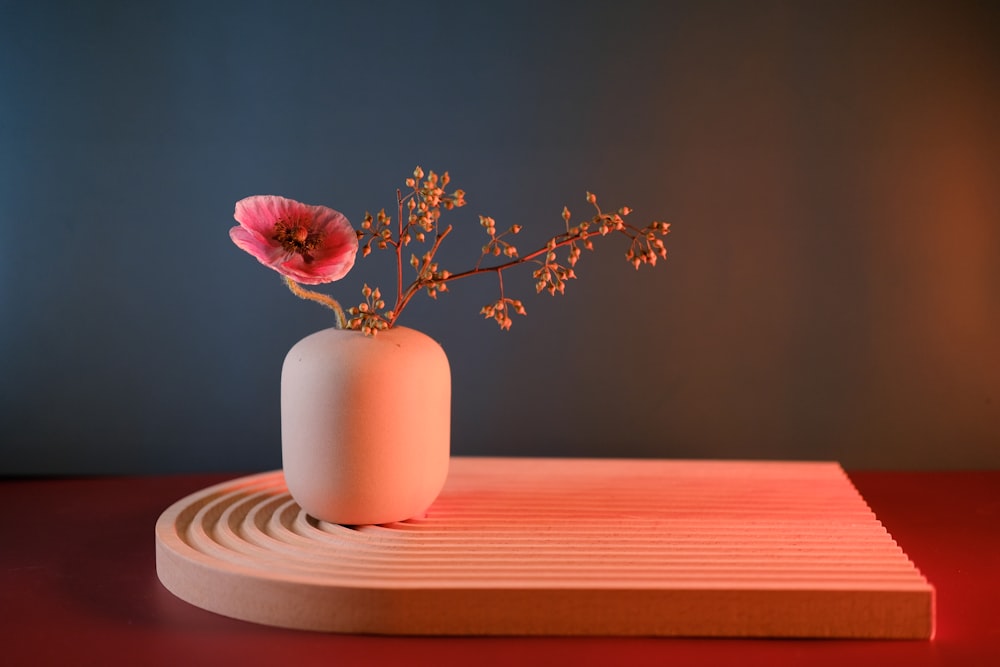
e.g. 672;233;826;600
155;457;934;637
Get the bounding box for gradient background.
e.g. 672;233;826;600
2;0;997;474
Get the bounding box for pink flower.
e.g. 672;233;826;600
230;195;358;284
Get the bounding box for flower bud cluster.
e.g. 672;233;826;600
410;251;451;300
480;297;527;331
347;284;392;336
404;167;466;235
532;242;578;296
479;216;521;260
625;220;670;269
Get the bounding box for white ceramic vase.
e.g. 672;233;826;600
280;326;450;525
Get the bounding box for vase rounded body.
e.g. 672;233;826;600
280;326;450;525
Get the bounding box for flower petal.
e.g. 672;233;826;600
234;195;301;238
229;225;285;266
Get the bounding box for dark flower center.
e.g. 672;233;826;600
273;219;323;263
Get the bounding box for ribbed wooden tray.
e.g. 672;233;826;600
155;457;934;637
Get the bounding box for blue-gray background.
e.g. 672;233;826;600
2;1;998;474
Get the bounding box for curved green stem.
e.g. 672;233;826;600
283;276;347;329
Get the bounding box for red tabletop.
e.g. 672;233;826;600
2;469;998;666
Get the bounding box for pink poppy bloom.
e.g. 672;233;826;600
230;195;358;284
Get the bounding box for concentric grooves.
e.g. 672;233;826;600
155;457;934;637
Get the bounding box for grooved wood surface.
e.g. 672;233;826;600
154;457;934;637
